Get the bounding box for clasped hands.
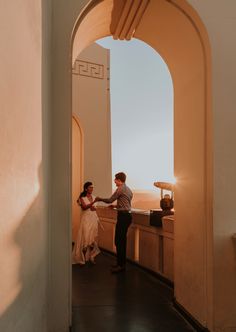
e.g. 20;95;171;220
93;197;115;209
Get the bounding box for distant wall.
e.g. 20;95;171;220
72;43;112;198
72;43;162;211
0;0;50;331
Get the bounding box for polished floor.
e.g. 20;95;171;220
72;252;195;332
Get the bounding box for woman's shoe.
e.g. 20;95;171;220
90;257;96;265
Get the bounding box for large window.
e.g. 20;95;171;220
97;37;174;196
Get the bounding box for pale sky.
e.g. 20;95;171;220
97;37;174;190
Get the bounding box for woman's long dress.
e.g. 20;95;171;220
72;195;100;264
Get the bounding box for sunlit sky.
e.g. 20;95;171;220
97;37;174;190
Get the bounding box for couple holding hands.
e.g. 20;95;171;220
72;172;133;273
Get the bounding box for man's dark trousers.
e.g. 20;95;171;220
115;211;132;267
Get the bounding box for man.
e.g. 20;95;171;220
95;172;133;273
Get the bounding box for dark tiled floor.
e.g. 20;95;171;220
72;252;195;332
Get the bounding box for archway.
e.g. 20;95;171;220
49;1;212;330
72;0;212;328
72;115;83;242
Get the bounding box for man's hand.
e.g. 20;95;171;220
94;196;101;202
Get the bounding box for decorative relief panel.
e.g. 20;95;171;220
73;60;104;79
112;0;150;40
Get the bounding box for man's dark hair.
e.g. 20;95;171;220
115;172;126;183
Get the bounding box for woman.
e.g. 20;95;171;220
72;181;100;265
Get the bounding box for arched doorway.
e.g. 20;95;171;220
72;115;83;243
49;1;212;330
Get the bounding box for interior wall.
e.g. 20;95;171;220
50;0;89;330
49;0;236;331
0;0;50;331
72;116;83;242
188;1;236;331
72;43;112;198
133;1;211;326
50;0;212;330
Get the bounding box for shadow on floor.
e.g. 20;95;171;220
72;252;195;332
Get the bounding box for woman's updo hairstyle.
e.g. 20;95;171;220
79;181;93;198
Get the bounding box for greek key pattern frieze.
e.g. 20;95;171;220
73;60;104;79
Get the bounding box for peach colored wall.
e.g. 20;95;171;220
72;43;112;197
51;0;212;330
133;1;211;327
188;2;236;331
0;0;49;331
72;43;161;212
50;0;236;331
72;116;83;242
78;0;211;327
49;1;88;330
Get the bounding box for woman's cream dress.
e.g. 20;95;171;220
72;195;100;264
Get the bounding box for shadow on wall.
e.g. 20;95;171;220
0;165;48;331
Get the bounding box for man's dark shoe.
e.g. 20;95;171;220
111;265;125;273
111;263;119;268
